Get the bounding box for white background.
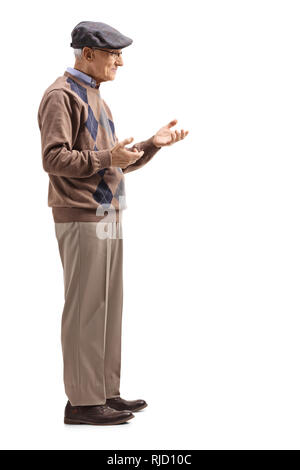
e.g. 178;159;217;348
1;0;300;450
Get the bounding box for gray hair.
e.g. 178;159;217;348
74;48;83;59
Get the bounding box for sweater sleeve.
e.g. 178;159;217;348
121;135;162;174
38;90;112;178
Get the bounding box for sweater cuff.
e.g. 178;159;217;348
93;149;112;172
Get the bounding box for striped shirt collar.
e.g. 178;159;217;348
66;67;98;89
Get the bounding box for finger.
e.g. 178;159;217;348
130;153;143;164
122;151;143;167
120;137;134;147
175;130;181;140
122;147;144;157
123;149;144;159
180;129;185;139
182;129;189;139
166;119;178;129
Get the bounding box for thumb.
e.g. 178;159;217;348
166;119;178;128
120;137;134;146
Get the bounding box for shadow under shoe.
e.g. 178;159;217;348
64;401;134;425
106;397;148;412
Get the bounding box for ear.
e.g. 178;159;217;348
83;46;94;61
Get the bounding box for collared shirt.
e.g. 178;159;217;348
66;67;99;89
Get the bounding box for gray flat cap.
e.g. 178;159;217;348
70;21;133;50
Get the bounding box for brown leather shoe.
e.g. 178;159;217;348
106;396;148;412
64;401;134;425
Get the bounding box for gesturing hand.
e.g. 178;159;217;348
111;137;144;168
152;119;189;148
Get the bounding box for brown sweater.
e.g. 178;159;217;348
37;69;161;222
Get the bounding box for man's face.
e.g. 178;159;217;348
81;47;124;84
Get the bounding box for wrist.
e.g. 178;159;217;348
152;135;161;148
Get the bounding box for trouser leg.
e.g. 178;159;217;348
104;221;124;399
55;221;111;406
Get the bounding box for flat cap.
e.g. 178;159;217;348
70;21;133;50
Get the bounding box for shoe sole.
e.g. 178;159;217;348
64;414;134;425
131;403;148;412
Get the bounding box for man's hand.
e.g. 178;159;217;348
111;137;144;168
152;119;189;148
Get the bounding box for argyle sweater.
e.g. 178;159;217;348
37;69;161;222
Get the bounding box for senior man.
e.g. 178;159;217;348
38;21;188;426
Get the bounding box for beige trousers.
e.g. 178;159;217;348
54;216;124;406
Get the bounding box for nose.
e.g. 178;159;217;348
116;55;124;66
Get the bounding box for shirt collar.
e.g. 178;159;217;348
66;67;98;88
